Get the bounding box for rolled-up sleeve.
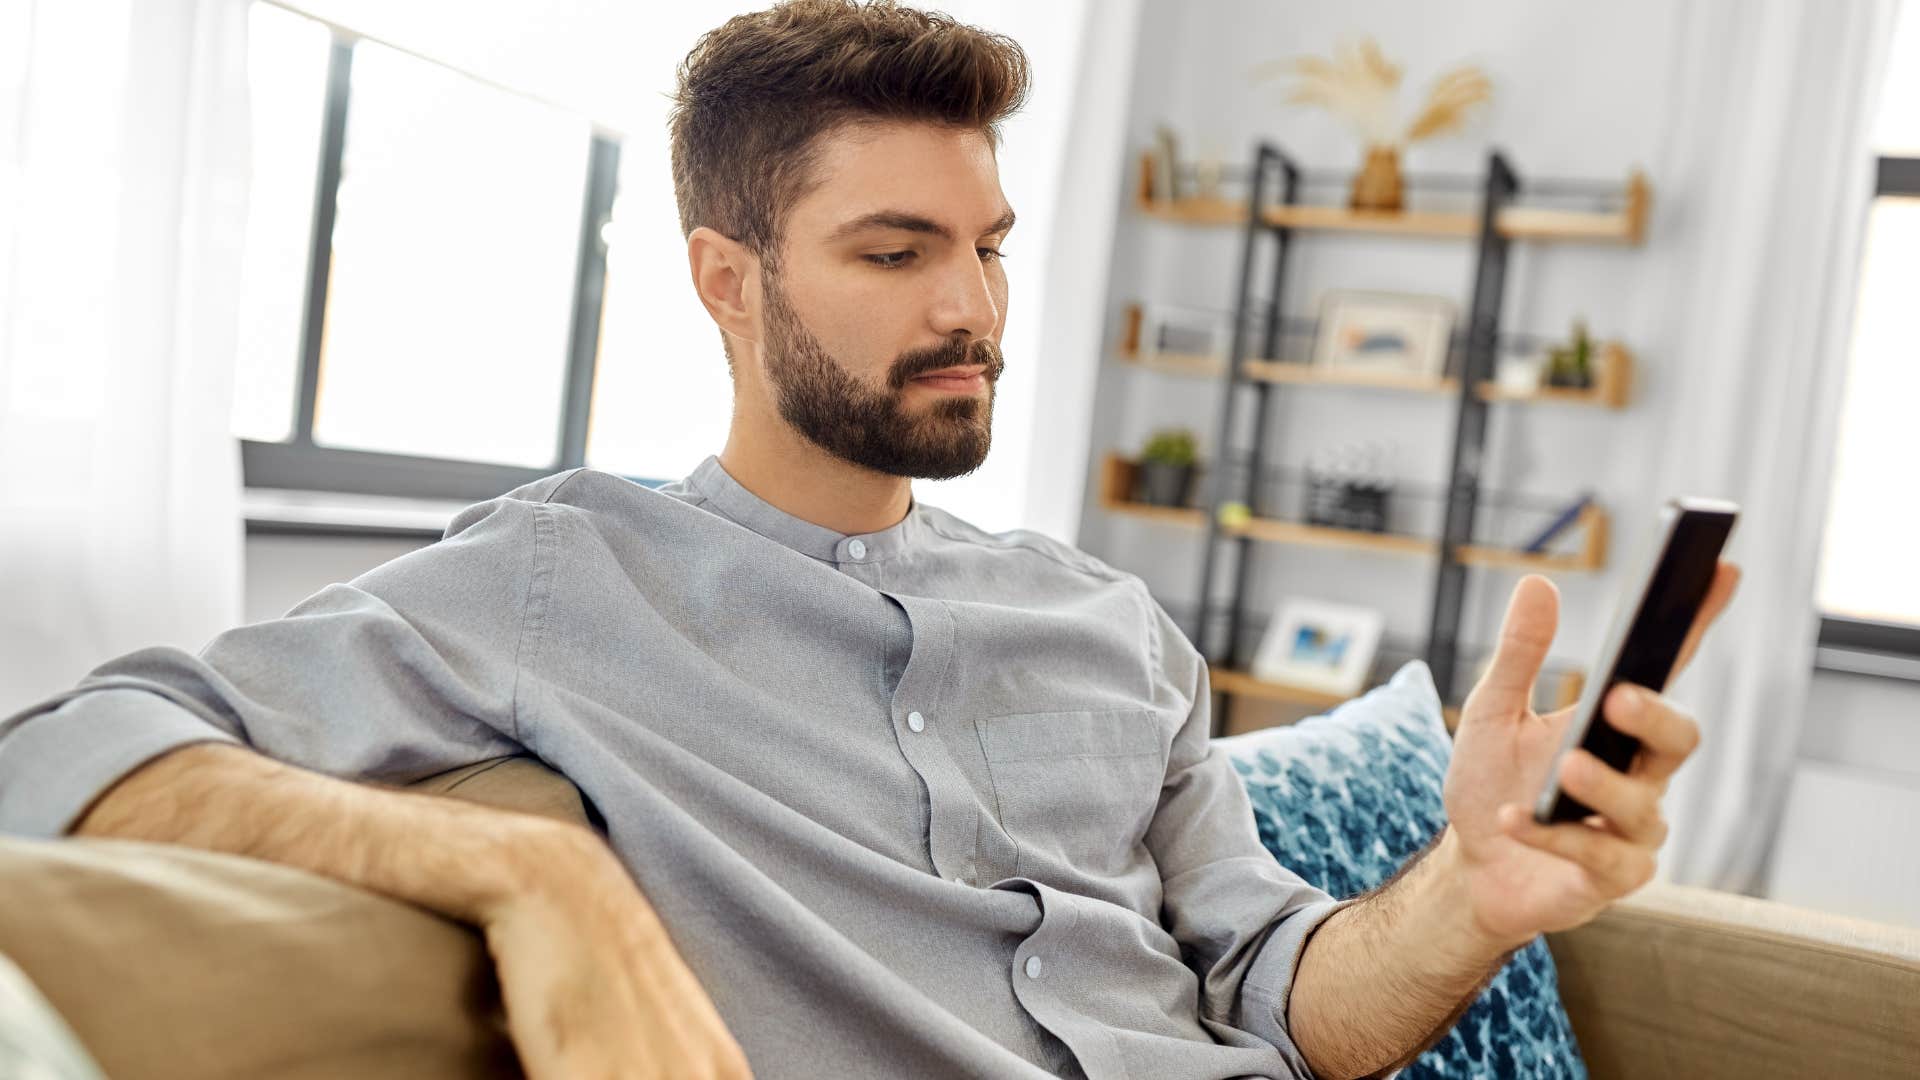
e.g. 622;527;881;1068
1140;593;1359;1075
0;486;557;838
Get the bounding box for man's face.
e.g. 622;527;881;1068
756;121;1012;480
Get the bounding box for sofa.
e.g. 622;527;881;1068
2;755;1916;1079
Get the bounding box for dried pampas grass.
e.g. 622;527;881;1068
1253;37;1491;148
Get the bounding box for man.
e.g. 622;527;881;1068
0;2;1739;1078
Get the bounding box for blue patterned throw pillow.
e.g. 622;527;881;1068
1216;660;1587;1079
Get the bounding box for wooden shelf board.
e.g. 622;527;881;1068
1137;184;1647;245
1223;516;1437;557
1208;666;1349;708
1263;203;1480;238
1112;348;1632;410
1240;358;1457;393
1211;666;1464;729
1096;453;1608;573
1102;498;1206;527
1118;349;1227;378
1454;545;1593;574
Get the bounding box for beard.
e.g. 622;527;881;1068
760;270;1004;480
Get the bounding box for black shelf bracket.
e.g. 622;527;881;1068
1194;142;1299;735
1426;151;1521;701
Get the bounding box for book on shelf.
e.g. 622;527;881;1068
1522;493;1594;554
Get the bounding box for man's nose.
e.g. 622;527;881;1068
928;253;1000;340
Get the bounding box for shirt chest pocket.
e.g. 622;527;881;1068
975;709;1167;880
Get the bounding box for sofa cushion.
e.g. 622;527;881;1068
1216;660;1588;1079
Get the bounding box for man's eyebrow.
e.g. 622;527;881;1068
826;207;1017;243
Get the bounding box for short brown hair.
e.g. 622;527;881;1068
669;0;1030;269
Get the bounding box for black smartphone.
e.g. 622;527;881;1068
1532;497;1739;825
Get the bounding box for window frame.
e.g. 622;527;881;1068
1813;154;1920;674
240;28;623;505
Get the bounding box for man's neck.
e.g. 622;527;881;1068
717;422;914;538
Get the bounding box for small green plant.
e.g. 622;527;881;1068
1140;428;1198;468
1546;318;1593;388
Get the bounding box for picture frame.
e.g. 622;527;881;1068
1250;598;1385;697
1310;291;1456;379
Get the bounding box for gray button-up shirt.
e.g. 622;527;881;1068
0;458;1349;1079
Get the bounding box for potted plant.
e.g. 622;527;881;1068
1545;319;1595;389
1136;428;1199;508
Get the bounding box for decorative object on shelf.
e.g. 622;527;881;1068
1522;492;1597;554
1152;125;1183;202
1544;318;1597;389
1250;598;1385;697
1136;301;1233;361
1304;440;1398;533
1496;354;1544;395
1251;39;1491;212
1217;500;1253;529
1312;291;1455;379
1135;428;1199;508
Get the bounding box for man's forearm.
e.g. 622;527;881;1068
1286;828;1519;1079
71;743;589;924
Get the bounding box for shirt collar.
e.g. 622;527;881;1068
685;455;923;564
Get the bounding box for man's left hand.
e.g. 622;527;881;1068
1437;563;1741;951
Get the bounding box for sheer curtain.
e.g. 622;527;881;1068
1635;0;1900;891
0;0;250;709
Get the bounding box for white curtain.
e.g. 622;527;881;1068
0;0;250;710
1638;0;1900;891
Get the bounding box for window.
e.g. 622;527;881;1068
236;3;621;501
1813;2;1920;669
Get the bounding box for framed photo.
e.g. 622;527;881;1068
1311;291;1455;379
1251;598;1385;697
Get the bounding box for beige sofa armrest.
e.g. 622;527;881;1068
1546;880;1920;1080
0;755;591;1080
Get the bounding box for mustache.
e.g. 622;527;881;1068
887;337;1005;391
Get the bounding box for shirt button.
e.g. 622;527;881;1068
907;710;925;732
1024;956;1044;980
847;539;867;560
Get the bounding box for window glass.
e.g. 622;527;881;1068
309;40;589;468
231;1;331;443
1816;195;1920;625
584;183;735;480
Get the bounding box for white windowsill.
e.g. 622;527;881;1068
242;487;467;537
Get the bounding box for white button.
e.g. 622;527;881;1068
1024;956;1044;979
907;710;925;732
847;539;867;560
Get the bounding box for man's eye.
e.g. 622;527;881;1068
978;247;1008;262
864;252;914;269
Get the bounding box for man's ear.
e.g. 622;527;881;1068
687;226;760;346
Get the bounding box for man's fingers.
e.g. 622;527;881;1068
1554;749;1668;846
1466;575;1559;720
1671;561;1741;680
1497;804;1658;896
1604;683;1702;785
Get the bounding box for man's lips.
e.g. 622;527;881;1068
909;365;989;392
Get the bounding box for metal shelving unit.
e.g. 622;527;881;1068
1116;142;1649;734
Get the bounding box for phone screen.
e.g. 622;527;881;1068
1535;499;1736;824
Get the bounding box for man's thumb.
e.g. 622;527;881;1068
1467;574;1559;718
